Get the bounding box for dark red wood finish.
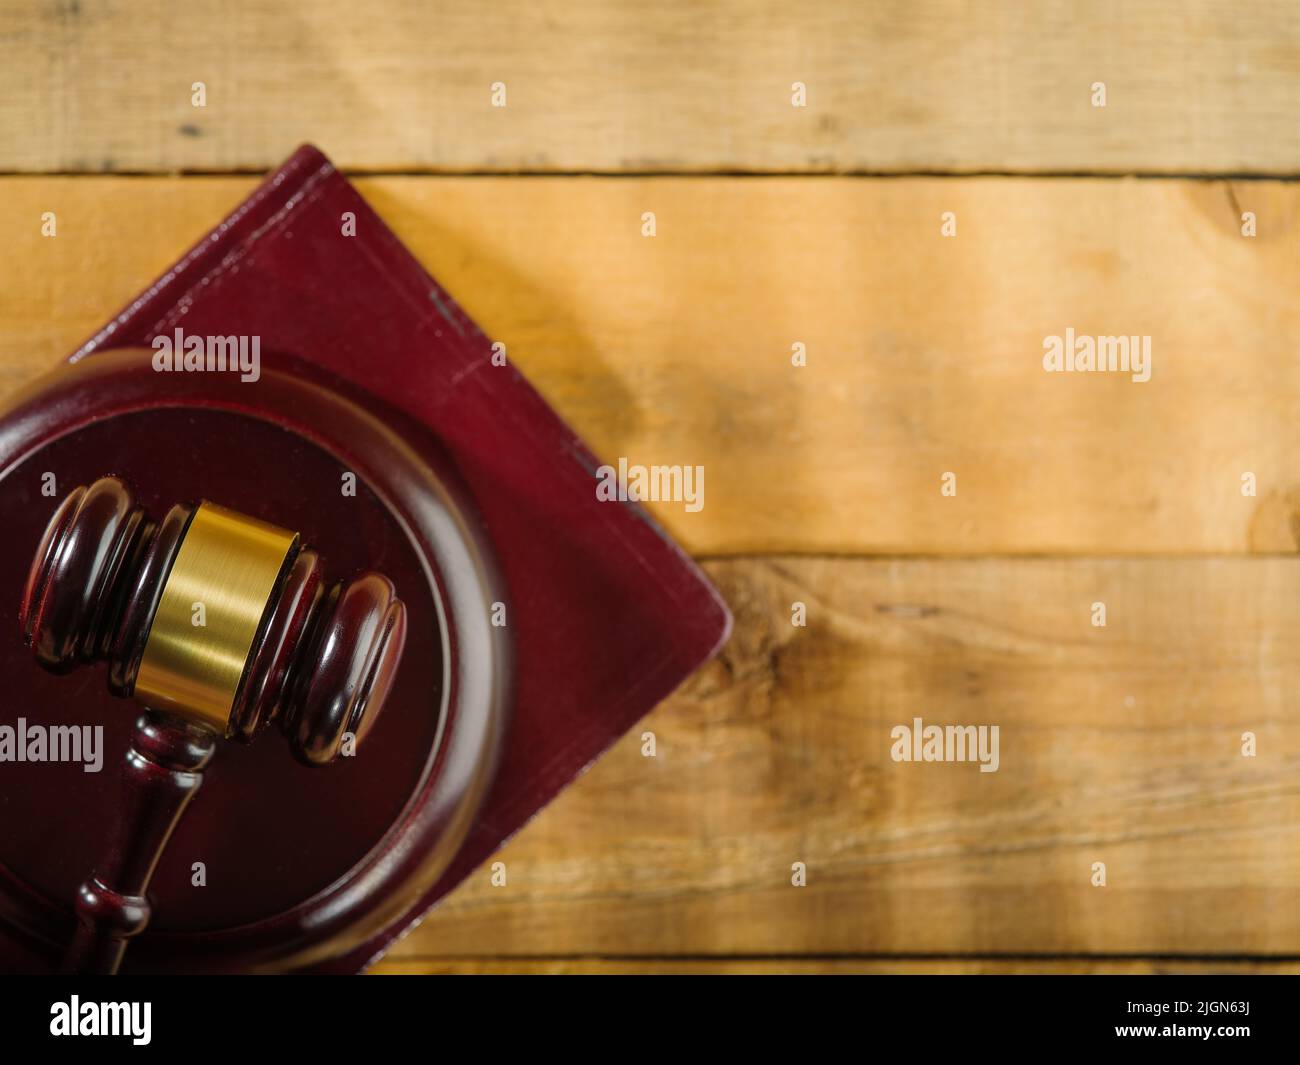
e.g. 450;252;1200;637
21;474;410;972
0;350;511;972
65;710;217;974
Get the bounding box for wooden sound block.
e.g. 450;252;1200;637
0;349;510;973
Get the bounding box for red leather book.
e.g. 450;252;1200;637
8;144;730;972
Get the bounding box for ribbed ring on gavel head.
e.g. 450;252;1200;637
18;476;407;767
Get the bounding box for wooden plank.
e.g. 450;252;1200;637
1;1;1298;175
380;556;1300;957
371;958;1300;975
4;175;1300;556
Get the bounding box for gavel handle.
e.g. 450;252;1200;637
62;709;218;975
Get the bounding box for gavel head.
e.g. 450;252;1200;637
17;476;406;766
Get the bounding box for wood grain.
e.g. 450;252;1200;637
4;175;1300;556
382;556;1300;957
372;958;1300;974
1;1;1298;176
8;3;1296;977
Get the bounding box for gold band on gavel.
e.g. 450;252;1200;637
135;503;298;732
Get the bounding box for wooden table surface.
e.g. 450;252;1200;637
3;0;1299;974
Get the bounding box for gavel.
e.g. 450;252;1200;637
18;475;406;974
